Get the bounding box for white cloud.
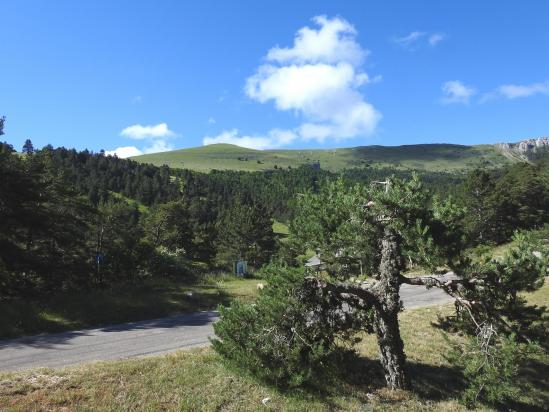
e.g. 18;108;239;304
120;123;176;139
106;138;173;157
441;80;476;104
131;96;143;104
208;117;216;124
108;122;177;156
394;31;445;49
203;128;297;150
105;146;143;158
238;15;380;145
497;81;549;99
143;139;174;154
247;63;358;110
428;33;446;46
266;15;367;66
394;31;426;48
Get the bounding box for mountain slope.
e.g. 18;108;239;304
131;138;548;173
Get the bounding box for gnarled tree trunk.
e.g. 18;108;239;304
374;227;409;390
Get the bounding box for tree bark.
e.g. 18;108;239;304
374;227;409;390
305;226;410;390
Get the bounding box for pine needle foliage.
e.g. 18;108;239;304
211;264;367;388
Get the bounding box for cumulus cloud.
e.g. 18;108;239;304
107;122;177;157
482;81;549;101
120;123;176;139
143;139;174;153
203;128;297;150
105;146;143;158
208;117;216;124
225;15;380;146
266;15;368;66
105;139;174;158
441;80;476;104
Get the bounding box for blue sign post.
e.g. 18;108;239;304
235;260;247;277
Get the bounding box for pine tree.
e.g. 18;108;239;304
215;201;276;269
214;175;547;392
22;139;34;154
460;169;496;243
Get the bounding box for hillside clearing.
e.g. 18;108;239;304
131;143;513;173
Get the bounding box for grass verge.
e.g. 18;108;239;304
1;283;547;411
0;277;260;339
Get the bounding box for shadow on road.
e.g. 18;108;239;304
0;280;231;342
0;330;90;350
99;310;218;332
0;311;218;350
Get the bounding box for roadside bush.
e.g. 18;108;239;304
148;246;192;279
211;264;366;388
440;231;547;332
447;331;538;408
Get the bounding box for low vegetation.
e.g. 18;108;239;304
0;277;259;339
1;284;546;411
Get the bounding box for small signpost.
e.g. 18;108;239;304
234;260;247;277
95;252;105;283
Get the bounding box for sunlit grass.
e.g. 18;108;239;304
272;220;290;235
132;143;512;173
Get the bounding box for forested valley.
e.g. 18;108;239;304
1;129;548;300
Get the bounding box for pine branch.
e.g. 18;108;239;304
304;276;381;307
399;274;532;343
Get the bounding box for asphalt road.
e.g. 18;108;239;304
0;275;454;372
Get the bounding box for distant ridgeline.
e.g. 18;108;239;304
130;138;549;173
2;137;546;222
5;138;547;222
2;144;461;221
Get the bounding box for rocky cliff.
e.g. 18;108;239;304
494;137;549;162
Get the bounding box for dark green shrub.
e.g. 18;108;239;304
147;246;192;279
211;264;365;388
447;332;538;408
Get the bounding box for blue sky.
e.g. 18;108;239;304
1;1;548;156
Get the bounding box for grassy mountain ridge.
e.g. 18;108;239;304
131;142;516;172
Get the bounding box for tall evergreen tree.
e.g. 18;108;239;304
142;201;192;252
216;201;276;268
22;139;34;154
461;169;496;243
490;163;549;242
94;201;145;283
